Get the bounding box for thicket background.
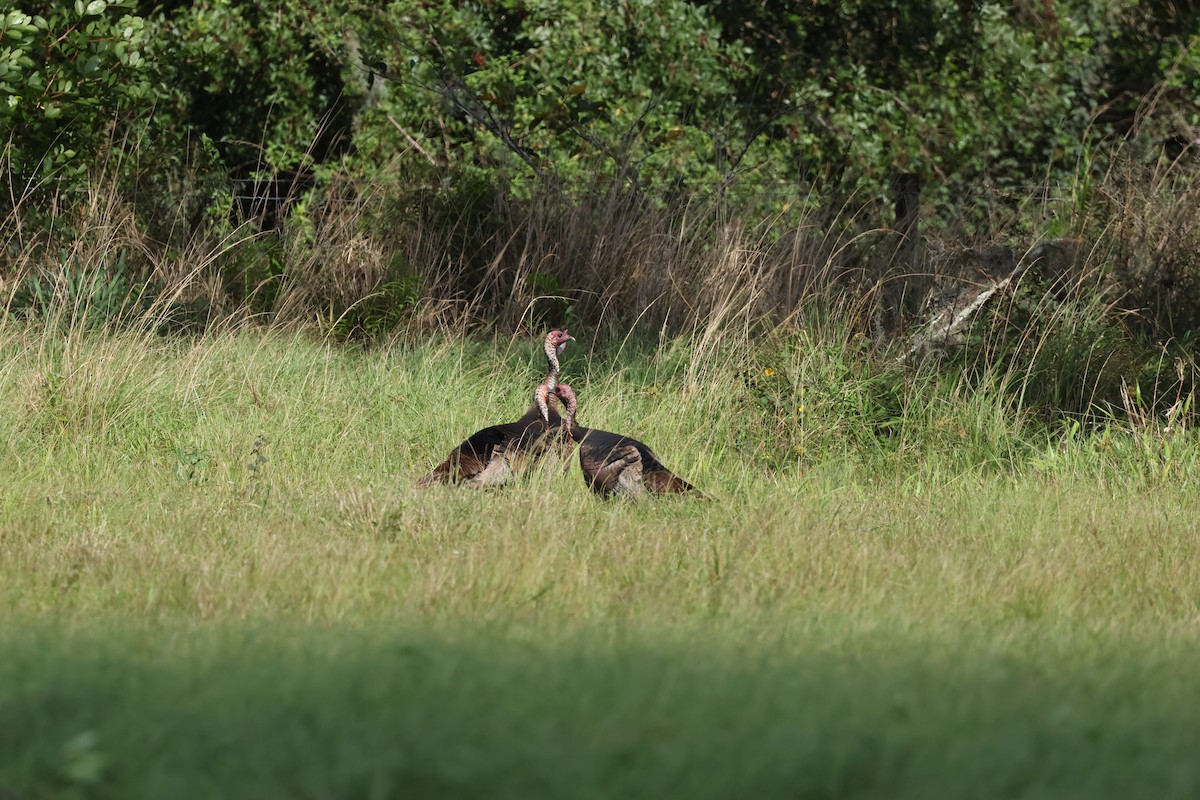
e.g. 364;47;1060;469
3;0;1200;421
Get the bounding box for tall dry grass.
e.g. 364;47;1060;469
4;120;1200;436
2;145;907;343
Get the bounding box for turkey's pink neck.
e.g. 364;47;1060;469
543;337;561;390
534;382;557;424
555;383;578;439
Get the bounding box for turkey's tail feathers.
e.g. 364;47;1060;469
644;469;704;497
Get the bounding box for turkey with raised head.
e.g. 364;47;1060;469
551;383;702;498
416;329;573;487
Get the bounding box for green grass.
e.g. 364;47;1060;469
4;625;1200;799
3;320;1200;797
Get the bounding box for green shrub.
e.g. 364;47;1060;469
9;249;148;328
0;2;151;192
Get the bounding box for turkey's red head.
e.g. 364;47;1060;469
546;329;574;355
543;329;574;387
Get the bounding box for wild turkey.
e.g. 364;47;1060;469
416;330;574;487
552;383;702;498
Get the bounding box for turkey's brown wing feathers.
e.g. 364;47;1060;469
418;405;555;487
575;427;701;498
583;443;643;496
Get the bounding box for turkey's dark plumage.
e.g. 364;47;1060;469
416;400;563;487
575;427;699;496
416;329;573;487
553;384;702;498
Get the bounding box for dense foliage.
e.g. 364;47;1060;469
4;0;1197;206
1;1;150;186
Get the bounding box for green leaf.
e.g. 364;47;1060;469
85;0;107;16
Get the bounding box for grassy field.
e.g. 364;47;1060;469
3;320;1200;797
